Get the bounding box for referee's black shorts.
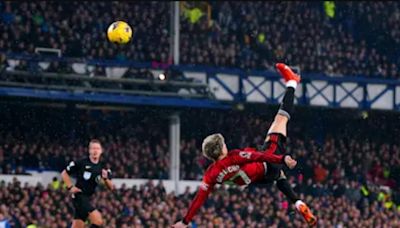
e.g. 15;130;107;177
72;193;95;221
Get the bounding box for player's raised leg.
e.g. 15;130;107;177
266;63;317;227
266;63;300;139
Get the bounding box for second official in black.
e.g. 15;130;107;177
61;139;114;228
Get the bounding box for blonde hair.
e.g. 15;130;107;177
202;133;225;161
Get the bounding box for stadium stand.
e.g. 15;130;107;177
0;1;170;63
180;2;400;78
0;105;170;179
2;2;400;78
1;105;399;197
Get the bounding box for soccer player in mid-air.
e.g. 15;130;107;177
172;63;317;227
61;139;114;228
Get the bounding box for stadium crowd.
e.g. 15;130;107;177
1;105;400;208
2;2;400;78
1;178;400;227
0;106;170;179
1;107;400;189
0;106;400;227
180;2;400;79
0;1;170;63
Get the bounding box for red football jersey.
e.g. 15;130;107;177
182;141;285;224
202;148;273;187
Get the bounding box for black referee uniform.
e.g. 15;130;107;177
65;157;111;221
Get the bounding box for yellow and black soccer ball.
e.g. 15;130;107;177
107;21;133;44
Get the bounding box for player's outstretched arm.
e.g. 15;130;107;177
232;150;297;169
172;181;214;227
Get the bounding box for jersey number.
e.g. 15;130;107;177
225;170;251;186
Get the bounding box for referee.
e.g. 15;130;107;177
61;139;114;228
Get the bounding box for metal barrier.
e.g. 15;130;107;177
2;53;400;111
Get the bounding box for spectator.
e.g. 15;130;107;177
0;213;11;228
313;162;329;183
51;177;60;191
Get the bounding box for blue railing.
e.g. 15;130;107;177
4;52;400;83
2;52;400;111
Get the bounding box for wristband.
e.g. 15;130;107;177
67;185;74;190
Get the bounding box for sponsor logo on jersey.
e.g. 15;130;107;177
200;181;209;190
85;166;91;169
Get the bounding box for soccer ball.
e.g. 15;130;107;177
107;21;133;44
